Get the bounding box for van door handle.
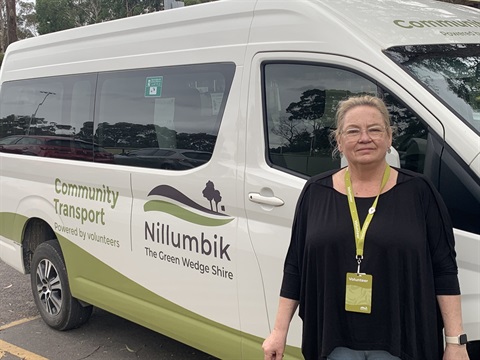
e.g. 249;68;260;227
248;193;284;207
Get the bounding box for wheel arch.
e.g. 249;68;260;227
22;218;57;274
16;194;61;274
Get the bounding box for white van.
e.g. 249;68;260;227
0;0;479;358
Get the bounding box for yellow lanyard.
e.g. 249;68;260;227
345;166;390;272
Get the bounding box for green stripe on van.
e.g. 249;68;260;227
0;213;301;359
57;235;301;359
144;200;234;226
0;212;28;244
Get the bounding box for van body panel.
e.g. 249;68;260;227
0;155;133;267
128;75;244;329
0;1;255;81
472;152;480;171
314;0;480;48
454;229;480;339
244;50;307;345
245;50;476;347
58;235;245;359
0;234;24;273
0;0;479;358
248;5;480;167
250;0;480;60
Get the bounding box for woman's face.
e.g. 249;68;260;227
337;105;392;168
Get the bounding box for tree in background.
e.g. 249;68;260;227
88;0;162;22
0;0;477;43
34;0;215;34
1;0;217;66
16;1;36;39
5;0;17;45
36;0;75;34
30;0;479;38
0;0;36;54
184;0;216;5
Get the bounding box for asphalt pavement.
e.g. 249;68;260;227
0;260;217;360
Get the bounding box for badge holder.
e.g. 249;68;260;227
343;166;390;315
345;256;372;314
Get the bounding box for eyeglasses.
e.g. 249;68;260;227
341;126;386;140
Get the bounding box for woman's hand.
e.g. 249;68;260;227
262;329;287;360
263;297;299;360
437;296;469;360
443;344;469;360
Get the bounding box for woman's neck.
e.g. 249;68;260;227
346;162;389;197
347;162;388;183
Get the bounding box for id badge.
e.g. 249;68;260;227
345;272;373;314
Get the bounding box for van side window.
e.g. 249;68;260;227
263;62;477;232
95;63;235;170
263;63;431;177
438;146;480;235
382;91;429;174
0;75;97;160
263;63;378;176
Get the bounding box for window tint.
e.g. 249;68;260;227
183;151;211;161
0;136;21;145
154;149;176;157
439;145;480;235
46;139;71;147
385;44;480;134
75;141;90;150
95;63;235;170
130;149;158;156
262;61;480;234
264;63;376;176
0;74;96;161
17;137;43;145
383;91;429;174
263;63;430;177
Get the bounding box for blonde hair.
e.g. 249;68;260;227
331;95;392;157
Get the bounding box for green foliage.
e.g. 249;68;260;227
17;1;37;39
94;0;162;21
36;0;76;35
34;0;217;35
184;0;217;5
11;0;480;38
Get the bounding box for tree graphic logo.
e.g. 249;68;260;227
202;181;224;213
144;181;233;226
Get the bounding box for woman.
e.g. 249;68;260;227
262;96;469;360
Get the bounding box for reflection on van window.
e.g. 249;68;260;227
0;76;95;140
385;44;480;134
0;64;235;169
263;63;377;176
0;135;113;162
0;74;98;162
383;91;429;174
114;148;212;170
263;63;431;177
95;63;235;170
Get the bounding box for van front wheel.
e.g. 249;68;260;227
31;240;93;330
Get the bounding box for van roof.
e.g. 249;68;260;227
1;0;479;81
309;0;480;48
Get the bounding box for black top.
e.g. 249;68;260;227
280;168;460;360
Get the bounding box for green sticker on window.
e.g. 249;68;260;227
145;76;163;97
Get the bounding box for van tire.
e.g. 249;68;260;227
30;240;93;330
